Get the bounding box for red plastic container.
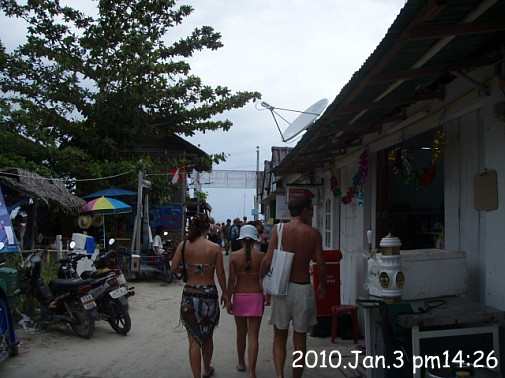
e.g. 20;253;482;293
311;250;342;316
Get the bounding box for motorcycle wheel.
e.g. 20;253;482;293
163;263;173;283
69;300;95;339
107;298;131;335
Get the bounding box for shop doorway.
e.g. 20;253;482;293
377;129;445;250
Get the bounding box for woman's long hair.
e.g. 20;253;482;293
188;213;210;242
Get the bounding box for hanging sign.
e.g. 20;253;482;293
473;170;498;211
0;186;20;253
286;186;317;203
151;204;184;232
275;195;291;221
200;170;257;189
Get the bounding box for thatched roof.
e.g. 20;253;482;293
0;168;86;213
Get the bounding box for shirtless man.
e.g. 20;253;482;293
260;195;327;378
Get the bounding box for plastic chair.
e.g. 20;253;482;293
331;304;359;344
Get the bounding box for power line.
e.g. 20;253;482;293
0;169;134;183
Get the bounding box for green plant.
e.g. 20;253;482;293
195;191;208;201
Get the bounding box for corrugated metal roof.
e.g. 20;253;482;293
276;0;505;174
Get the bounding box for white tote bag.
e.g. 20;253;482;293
263;223;294;296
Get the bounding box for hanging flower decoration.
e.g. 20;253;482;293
388;148;402;175
358;148;369;186
389;128;447;189
329;164;341;198
431;129;447;164
341;148;369;205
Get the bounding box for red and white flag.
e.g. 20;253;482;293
170;167;183;184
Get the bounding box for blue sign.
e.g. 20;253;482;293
151;204;183;232
0;186;19;253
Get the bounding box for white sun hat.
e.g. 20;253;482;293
237;225;260;241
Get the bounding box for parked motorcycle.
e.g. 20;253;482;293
19;250;98;339
66;239;135;300
58;251;131;335
0;247;19;362
0;286;18;362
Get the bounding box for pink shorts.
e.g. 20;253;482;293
232;293;264;317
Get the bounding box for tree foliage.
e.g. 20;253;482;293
0;0;261;196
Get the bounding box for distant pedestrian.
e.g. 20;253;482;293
223;219;231;255
152;226;165;256
171;213;229;378
209;217;219;244
227;225;268;377
260;195;327;378
240;216;248;228
252;220;268;253
229;218;242;252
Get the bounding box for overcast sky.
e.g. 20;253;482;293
181;0;406;222
1;0;407;223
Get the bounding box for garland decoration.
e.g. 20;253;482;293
388;128;447;189
329;164;341;198
341;148;369;206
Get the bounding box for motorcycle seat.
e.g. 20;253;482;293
81;268;111;279
49;278;92;294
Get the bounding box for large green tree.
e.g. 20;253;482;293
0;0;260;195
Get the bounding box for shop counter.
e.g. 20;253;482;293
359;296;504;378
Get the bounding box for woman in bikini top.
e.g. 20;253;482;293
171;213;228;378
226;224;268;377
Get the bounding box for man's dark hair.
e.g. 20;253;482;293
288;195;312;217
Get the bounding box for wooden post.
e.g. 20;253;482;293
56;234;62;260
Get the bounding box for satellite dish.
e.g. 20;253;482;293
260;99;329;142
78;215;92;229
92;215;104;228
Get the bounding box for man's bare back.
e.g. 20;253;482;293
271;220;321;284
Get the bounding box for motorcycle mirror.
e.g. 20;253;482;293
0;241;4;250
69;241;76;250
108;238;115;245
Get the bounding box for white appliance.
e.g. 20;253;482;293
367;249;467;300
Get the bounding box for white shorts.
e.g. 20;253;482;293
268;282;317;333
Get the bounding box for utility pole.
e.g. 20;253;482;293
131;169;143;252
254;146;259;221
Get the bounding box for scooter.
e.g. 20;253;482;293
58;249;131;335
86;243;135;300
0;245;19;362
0;286;18;362
64;239;135;300
19;249;99;339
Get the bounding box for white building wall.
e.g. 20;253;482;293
444;76;505;308
482;85;505;310
445;111;482;301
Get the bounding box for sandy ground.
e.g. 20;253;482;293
1;253;365;378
